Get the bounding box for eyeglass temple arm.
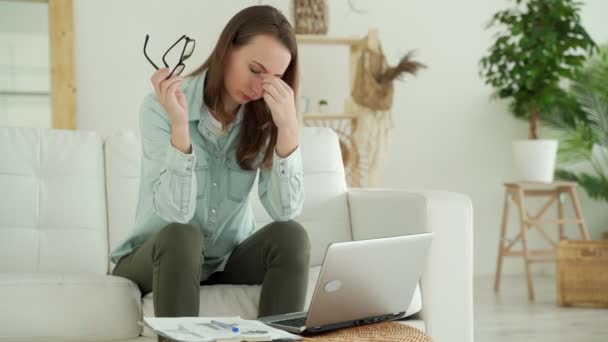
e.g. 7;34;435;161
143;34;160;70
162;35;186;68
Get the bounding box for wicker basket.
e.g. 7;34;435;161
303;321;432;341
556;240;608;308
293;0;329;34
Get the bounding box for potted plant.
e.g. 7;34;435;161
542;44;608;200
318;99;328;113
479;0;596;182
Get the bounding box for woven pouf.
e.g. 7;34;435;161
303;322;432;342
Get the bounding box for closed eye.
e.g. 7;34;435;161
251;60;283;77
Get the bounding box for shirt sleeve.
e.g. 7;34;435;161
139;94;197;223
257;144;305;221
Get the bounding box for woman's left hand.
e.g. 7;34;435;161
262;75;298;131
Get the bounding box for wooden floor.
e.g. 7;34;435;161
475;274;608;341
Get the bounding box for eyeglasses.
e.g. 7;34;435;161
143;34;196;79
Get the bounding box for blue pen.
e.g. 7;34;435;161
211;320;239;333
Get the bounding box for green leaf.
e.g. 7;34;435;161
555;169;608;202
573;89;608;147
479;0;596;125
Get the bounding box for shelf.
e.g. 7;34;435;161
303;112;358;120
296;34;364;47
0;90;50;96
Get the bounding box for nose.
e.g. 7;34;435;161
250;78;263;99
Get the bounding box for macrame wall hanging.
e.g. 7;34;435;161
299;27;426;187
348;34;426;186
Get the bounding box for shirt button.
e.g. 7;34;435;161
211;209;216;214
213;182;217;187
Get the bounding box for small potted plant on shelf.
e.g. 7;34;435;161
318;99;328;113
479;0;596;182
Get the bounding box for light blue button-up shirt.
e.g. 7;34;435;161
110;70;304;280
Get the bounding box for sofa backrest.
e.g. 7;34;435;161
0;127;109;274
250;127;353;266
103;130;141;267
105;127;353;267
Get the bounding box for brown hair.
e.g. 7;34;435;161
188;5;299;170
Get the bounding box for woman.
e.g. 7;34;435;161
110;4;310;332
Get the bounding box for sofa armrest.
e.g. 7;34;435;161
347;188;473;342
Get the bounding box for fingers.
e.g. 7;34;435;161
264;74;293;95
150;68;170;96
151;68;169;83
263;92;277;108
166;79;184;104
159;76;183;104
276;77;293;95
262;76;288;98
160;75;182;96
262;81;281;102
151;68;183;105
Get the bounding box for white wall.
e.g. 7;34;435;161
73;0;608;276
0;1;50;128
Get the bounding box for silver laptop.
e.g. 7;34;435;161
258;232;433;335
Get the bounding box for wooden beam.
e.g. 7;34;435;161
523;190;559;196
503;250;556;257
296;34;364;46
303;112;358;120
3;0;48;3
48;0;76;130
526;218;583;225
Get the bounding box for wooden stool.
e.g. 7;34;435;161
494;181;591;301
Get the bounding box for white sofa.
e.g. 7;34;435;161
0;126;473;342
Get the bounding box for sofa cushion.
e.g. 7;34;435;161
0;127;108;274
0;274;142;341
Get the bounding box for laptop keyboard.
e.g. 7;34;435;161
272;316;307;328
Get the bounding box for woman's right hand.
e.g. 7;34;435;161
150;68;189;125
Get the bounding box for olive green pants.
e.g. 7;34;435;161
112;220;311;318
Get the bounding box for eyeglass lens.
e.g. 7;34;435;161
172;64;185;76
183;40;195;59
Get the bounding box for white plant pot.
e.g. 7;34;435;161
512;139;558;183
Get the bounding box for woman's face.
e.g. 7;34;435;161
224;34;291;105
